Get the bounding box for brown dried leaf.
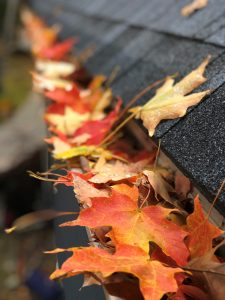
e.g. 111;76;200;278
175;170;191;198
143;170;174;205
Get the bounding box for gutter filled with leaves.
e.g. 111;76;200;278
6;7;225;300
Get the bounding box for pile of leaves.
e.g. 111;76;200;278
16;8;225;300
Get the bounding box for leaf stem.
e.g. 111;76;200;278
207;179;225;219
100;112;136;147
118;78;165;121
183;266;225;277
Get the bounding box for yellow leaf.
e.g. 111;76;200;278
54;145;112;160
45;106;90;135
131;57;210;136
181;0;208;17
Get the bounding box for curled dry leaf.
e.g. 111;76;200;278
175;284;210;300
90;159;150;184
48;244;183;300
143;170;174;205
181;0;208;17
73;175;109;206
131;57;210;136
187;241;225;300
175;170;191;198
82;273;101;287
61;188;189;266
5;210;76;233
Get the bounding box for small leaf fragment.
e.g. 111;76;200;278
181;0;208;17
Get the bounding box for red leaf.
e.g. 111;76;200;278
38;37;76;60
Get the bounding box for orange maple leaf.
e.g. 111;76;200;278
186;196;223;259
48;244;182;300
61;187;189;266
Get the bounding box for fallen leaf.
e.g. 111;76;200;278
71;98;121;145
89;159;150;184
186;196;223;259
131;57;210;136
73;175;109;206
45;106;90;135
5;210;76;233
44;85;81;105
54;145;113;161
32;72;73;91
187;241;225;300
38;37;76;60
48;244;182;300
36;60;76;77
175;170;191;198
21;8;59;55
181;0;208;17
61;189;189;265
174;284;210;300
143;170;174;205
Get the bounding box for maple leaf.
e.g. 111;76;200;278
89;159;150;184
48;244;182;300
61;188;189;265
38;38;76;60
181;0;208;17
35;60;76;78
21;8;59;55
71;98;121;145
186;196;223;259
130;57;210;136
44;85;81;105
73;175;109;206
45;106;90;135
112;183;139;200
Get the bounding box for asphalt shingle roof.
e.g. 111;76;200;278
29;0;225;215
